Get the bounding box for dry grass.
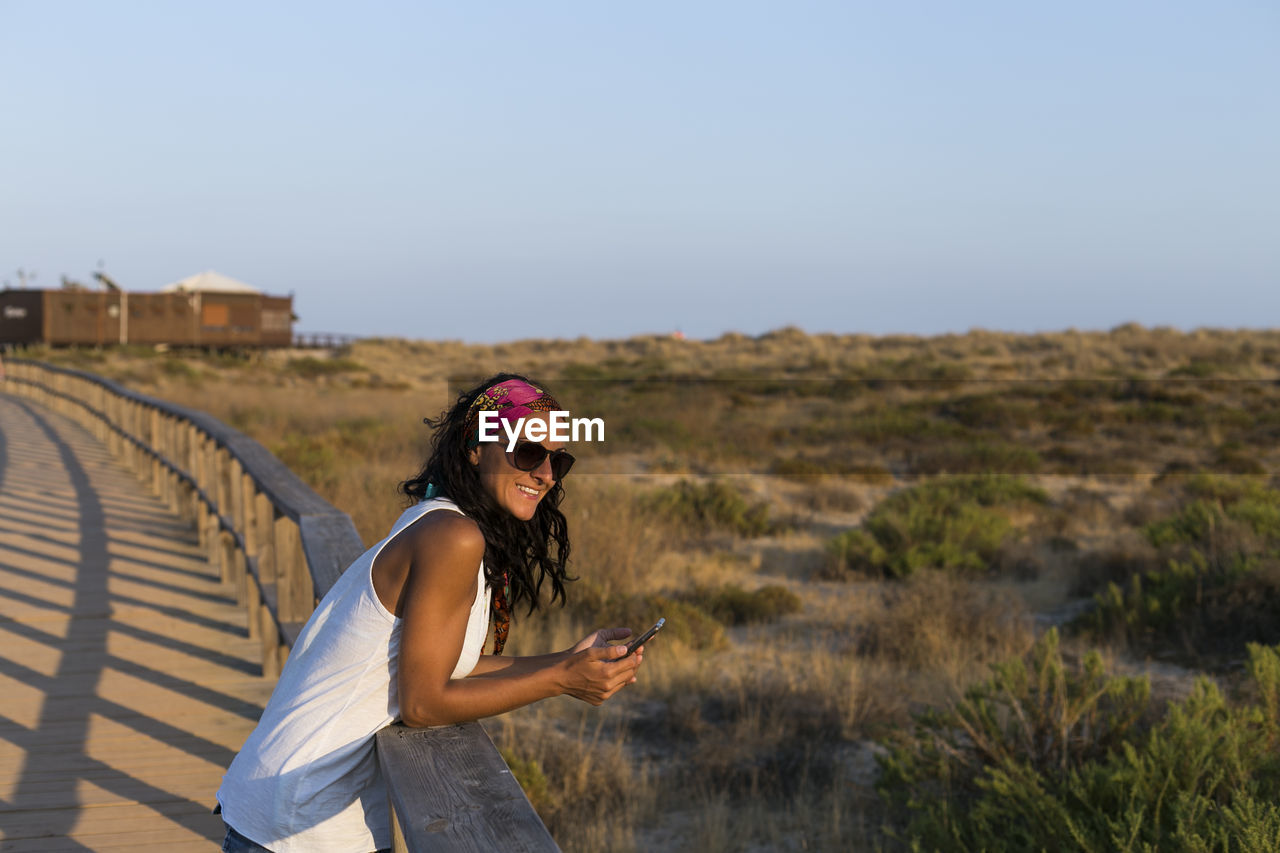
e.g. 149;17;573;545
20;324;1280;850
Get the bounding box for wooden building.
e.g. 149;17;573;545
0;271;294;348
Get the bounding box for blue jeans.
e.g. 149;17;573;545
221;821;392;853
221;823;272;853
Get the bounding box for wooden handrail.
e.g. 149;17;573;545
377;723;558;852
0;357;560;852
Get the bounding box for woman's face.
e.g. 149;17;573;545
468;411;564;521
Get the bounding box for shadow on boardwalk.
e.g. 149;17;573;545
0;394;273;851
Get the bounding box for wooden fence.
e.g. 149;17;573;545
1;358;559;853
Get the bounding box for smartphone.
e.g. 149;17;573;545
617;618;664;659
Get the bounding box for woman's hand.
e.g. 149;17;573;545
557;643;643;706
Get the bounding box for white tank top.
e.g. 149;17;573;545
217;497;491;852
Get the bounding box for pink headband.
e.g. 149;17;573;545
465;379;559;447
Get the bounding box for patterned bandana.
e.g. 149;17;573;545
467;378;559;655
464;378;560;449
487;571;511;656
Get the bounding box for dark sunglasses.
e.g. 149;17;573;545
509;441;575;480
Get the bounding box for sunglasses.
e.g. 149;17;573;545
509;441;575;480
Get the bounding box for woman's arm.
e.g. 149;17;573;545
393;513;641;727
467;628;641;678
467;652;569;678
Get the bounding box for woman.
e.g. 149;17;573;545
217;374;644;852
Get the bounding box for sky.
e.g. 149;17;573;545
2;1;1277;342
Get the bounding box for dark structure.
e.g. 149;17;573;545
0;287;294;348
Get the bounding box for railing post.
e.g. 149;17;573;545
120;399;133;472
255;491;281;678
200;438;218;563
216;448;231;520
273;515;306;672
196;497;210;551
238;471;255;606
185;422;199;513
218;529;236;586
275;516;299;622
160;414;174;510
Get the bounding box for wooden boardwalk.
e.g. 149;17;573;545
0;393;273;850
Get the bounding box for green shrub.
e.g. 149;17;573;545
1089;554;1280;657
654;597;729;649
835;407;967;443
615;416;698;452
271;434;339;491
691;584;803;625
1169;359;1235;378
499;747;552;813
912;473;1049;507
283;356;365;377
825;475;1046;579
571;583;726;651
768;456;825;478
159;357;202;384
1089;476;1280;655
333;415;396;454
877;633;1280;851
937;394;1039;430
1144;476;1280;551
910;440;1043;475
645;480;772;537
1214;442;1268;475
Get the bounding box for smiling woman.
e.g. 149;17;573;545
464;379;576;524
215;373;645;853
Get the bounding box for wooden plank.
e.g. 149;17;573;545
105;537;206;563
0;767;231;807
0;798;220;841
0;827;216;852
0;540;79;572
376;723;559;853
0;508;82;534
0;737;245;775
0;709;266;750
0;393;271;851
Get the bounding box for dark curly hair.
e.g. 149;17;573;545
400;372;571;613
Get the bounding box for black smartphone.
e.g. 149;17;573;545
617;618;664;659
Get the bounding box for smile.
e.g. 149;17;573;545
516;484;541;498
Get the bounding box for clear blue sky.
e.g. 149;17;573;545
2;1;1276;342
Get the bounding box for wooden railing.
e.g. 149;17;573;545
377;722;559;851
2;358;364;677
0;358;559;852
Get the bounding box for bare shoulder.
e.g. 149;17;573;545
405;509;485;568
372;508;484;614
